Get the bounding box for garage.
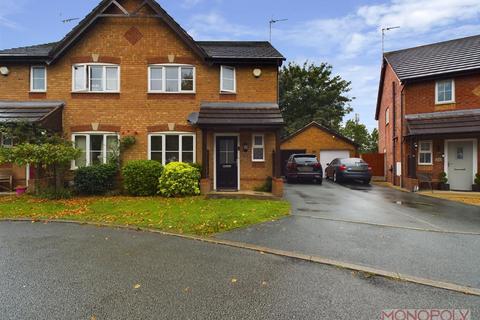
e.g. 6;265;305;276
281;121;359;176
319;150;351;176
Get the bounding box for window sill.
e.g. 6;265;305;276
435;101;455;105
29;91;47;93
71;91;120;94
252;160;265;163
71;92;120;99
418;163;433;166
220;91;237;95
148;91;196;94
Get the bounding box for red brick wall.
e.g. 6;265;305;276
0;0;280;190
377;64;403;184
405;73;480;114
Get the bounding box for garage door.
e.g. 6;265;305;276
319;150;351;177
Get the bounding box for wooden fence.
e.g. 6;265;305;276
361;153;385;177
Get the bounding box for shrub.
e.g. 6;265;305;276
475;173;480;185
122;160;163;196
36;187;73;200
439;172;448;184
74;164;118;195
254;177;273;192
189;162;203;173
158;162;201;197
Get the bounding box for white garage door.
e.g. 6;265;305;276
319;150;351;177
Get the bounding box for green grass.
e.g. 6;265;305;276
0;196;290;236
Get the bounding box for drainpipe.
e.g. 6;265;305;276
400;85;405;188
392;82;396;185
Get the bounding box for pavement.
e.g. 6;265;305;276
218;181;480;288
0;221;479;320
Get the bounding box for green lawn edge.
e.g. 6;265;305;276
0;196;290;236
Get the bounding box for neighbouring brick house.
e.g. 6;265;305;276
376;35;480;191
280;121;359;176
0;0;285;194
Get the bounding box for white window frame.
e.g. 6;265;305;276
71;132;119;169
252;134;265;162
435;79;455;104
72;63;120;93
418;140;433;165
148;64;196;93
148;132;196;165
30;66;47;92
385;107;390;125
220;65;236;93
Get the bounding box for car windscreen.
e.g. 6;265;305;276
341;158;366;166
294;155;318;164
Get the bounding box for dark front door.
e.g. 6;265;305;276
216;136;238;190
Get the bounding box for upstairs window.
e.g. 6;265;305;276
220;66;236;93
148;65;195;93
72;133;119;168
418;140;433;165
72;64;120;93
30;66;47;92
252;134;265;162
435;79;454;104
148;133;195;165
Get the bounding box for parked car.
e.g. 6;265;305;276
325;158;372;184
285;154;323;184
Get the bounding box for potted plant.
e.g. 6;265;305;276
15;185;27;196
473;173;480;192
438;172;450;190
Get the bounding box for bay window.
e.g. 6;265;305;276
418;141;433;165
148;65;195;93
72;64;120;92
72;133;119;168
0;133;13;147
30;66;47;92
220;65;236;93
252;134;265;162
148;133;195;165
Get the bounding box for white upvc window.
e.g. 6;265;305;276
71;133;119;169
252;134;265;162
30;66;47;92
72;64;120;93
418;140;433;165
0;133;13;148
220;65;236;93
148;133;196;165
385;107;390;125
148;65;195;93
435;79;455;104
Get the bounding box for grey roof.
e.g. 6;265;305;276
0;101;64;124
198;41;285;60
405;109;480;135
385;34;480;81
196;102;284;127
0;42;58;57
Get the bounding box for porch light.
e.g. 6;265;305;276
243;143;249;152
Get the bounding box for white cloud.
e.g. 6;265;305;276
187;12;261;40
0;0;22;29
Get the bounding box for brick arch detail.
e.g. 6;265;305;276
70;124;121;133
147;123;195;133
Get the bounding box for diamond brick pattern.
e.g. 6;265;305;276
124;27;143;45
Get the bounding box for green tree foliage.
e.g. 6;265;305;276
340;120;378;154
279;62;353;134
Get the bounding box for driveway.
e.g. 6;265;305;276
2;222;479;320
218;182;480;288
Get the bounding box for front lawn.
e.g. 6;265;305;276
0;196;290;235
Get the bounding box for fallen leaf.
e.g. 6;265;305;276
231;278;237;284
134;284;141;289
261;281;267;286
90;316;97;320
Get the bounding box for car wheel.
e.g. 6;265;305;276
287;177;294;184
317;178;323;185
333;172;337;183
363;179;371;185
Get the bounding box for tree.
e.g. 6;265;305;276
279;62;353;134
0;142;79;193
340;120;378;154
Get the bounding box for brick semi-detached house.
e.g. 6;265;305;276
0;0;286;194
376;35;480;191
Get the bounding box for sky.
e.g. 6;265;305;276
1;0;480;131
